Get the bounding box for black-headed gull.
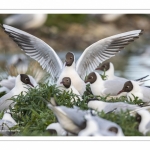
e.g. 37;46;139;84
85;72;148;98
0;75;38;93
135;109;150;135
117;80;150;102
0;110;17;135
44;98;90;135
78;114;116;136
4;14;47;30
58;77;82;102
85;71;128;97
95;61;149;84
0;74;37;111
1;24;142;95
78;114;124;136
87;99;140;113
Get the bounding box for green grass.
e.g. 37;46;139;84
0;83;146;136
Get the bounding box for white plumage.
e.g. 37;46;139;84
0;74;37;111
46;122;68;136
0;110;17;135
119;80;150;102
2;24;142;95
87;100;140;113
4;14;47;30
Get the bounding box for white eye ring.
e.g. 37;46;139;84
127;86;130;88
25;78;29;81
91;76;93;79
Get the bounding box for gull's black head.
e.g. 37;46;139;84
85;72;97;84
65;52;74;66
47;129;57;135
135;113;142;130
117;81;133;95
60;77;71;88
95;62;110;71
135;113;142;124
108;126;118;134
20;74;34;87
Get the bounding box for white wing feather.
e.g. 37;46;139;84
2;24;63;79
76;30;142;79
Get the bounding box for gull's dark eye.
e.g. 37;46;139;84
70;57;72;59
67;79;69;82
25;78;29;81
89;76;93;80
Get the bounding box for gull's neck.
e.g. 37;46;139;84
127;81;143;101
105;63;115;79
90;72;104;95
2;113;17;125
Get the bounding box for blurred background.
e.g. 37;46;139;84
0;14;150;85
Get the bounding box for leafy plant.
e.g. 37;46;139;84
0;82;146;136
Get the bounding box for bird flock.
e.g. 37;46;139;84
0;23;150;136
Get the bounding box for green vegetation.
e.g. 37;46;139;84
0;82;145;136
45;14;88;29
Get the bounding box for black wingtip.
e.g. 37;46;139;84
135;75;149;81
140;29;144;35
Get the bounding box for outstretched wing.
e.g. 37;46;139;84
2;24;63;79
76;30;142;79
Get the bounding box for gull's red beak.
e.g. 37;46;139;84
95;67;101;70
117;89;124;95
29;82;34;87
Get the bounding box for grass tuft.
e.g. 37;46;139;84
0;83;146;136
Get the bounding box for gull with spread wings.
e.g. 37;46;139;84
1;24;142;95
